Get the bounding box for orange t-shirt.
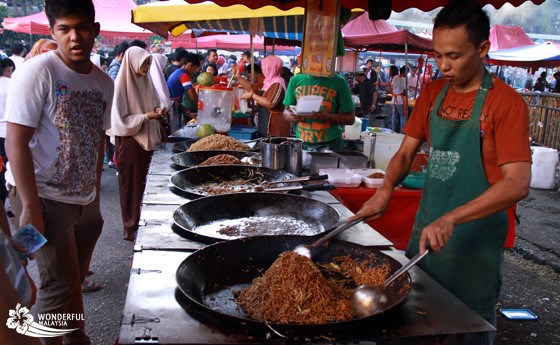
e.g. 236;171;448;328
404;76;532;185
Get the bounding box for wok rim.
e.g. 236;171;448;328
169;165;297;199
172;192;341;243
175;235;411;331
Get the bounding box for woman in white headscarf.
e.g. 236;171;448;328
111;46;167;241
149;52;176;133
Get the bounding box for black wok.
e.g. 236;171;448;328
173;193;340;243
170;150;255;169
176;236;411;333
170;165;296;199
171;138;199;153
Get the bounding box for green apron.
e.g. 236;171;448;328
405;71;507;320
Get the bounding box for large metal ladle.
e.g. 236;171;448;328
351;247;431;317
293;218;365;258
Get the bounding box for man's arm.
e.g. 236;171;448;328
349;135;422;222
95;133;104;198
419;161;530;253
5;123;44;234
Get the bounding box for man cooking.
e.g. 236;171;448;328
349;1;531;344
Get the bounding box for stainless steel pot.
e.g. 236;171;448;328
261;137;303;176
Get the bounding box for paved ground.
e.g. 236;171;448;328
25;163;560;344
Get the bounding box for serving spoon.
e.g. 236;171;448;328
351;247;431;317
293;218;365;258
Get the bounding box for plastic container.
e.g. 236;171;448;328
353;168;386;188
197;86;233;133
227;126;257;140
344;117;363;140
361;132;405;171
530;147;558;189
401;171;426;189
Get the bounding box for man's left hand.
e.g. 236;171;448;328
419;216;454;253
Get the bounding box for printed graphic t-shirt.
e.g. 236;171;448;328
5;51;114;205
283;74;354;144
404;76;532;185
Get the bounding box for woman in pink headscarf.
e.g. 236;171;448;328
240;55;290;137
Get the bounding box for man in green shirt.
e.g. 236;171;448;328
283;73;355;151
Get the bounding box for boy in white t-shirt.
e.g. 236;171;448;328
4;0;113;343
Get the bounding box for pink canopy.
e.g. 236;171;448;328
2;0;153;39
341;12;397;36
342;12;433;54
489;25;535;51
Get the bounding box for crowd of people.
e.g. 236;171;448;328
0;0;539;344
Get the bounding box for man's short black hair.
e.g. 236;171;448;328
366;59;374;64
11;42;24;55
113;41;130;57
434;0;490;47
130;39;147;49
184;52;200;67
245;64;262;75
206;48;217;56
45;0;95;28
173;47;186;62
243;50;251;59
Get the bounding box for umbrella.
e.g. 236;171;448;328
488;41;560;68
2;0;152;39
489;24;535;51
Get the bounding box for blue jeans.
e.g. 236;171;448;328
391;103;407;133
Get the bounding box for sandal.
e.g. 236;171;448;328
82;279;102;293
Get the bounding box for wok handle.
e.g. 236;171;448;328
301;183;335;191
265;174;328;185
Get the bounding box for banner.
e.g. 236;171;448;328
301;0;340;77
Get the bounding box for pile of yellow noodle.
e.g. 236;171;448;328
188;134;250;152
237;251;393;324
198;154;243;166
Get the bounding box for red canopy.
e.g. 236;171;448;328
180;0;546;12
342;12;433;54
2;0;153;39
489;24;535;51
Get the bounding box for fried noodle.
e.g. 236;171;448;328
188;134;250;152
237;252;396;324
198;154;243;166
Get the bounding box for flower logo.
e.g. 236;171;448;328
5;303;78;338
6;303;34;335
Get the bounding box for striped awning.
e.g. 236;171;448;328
186;15;304;41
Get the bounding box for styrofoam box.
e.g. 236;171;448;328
327;173;362;188
352;168;386;188
320;168;361;188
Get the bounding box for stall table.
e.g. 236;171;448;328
118;142;495;344
329;186;517;250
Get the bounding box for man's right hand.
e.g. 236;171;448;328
348;187;392;222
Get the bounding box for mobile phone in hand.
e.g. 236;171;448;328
12;224;47;259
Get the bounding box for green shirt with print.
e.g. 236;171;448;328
283;74;355;144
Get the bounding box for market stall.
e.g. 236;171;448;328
118;142;495;344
